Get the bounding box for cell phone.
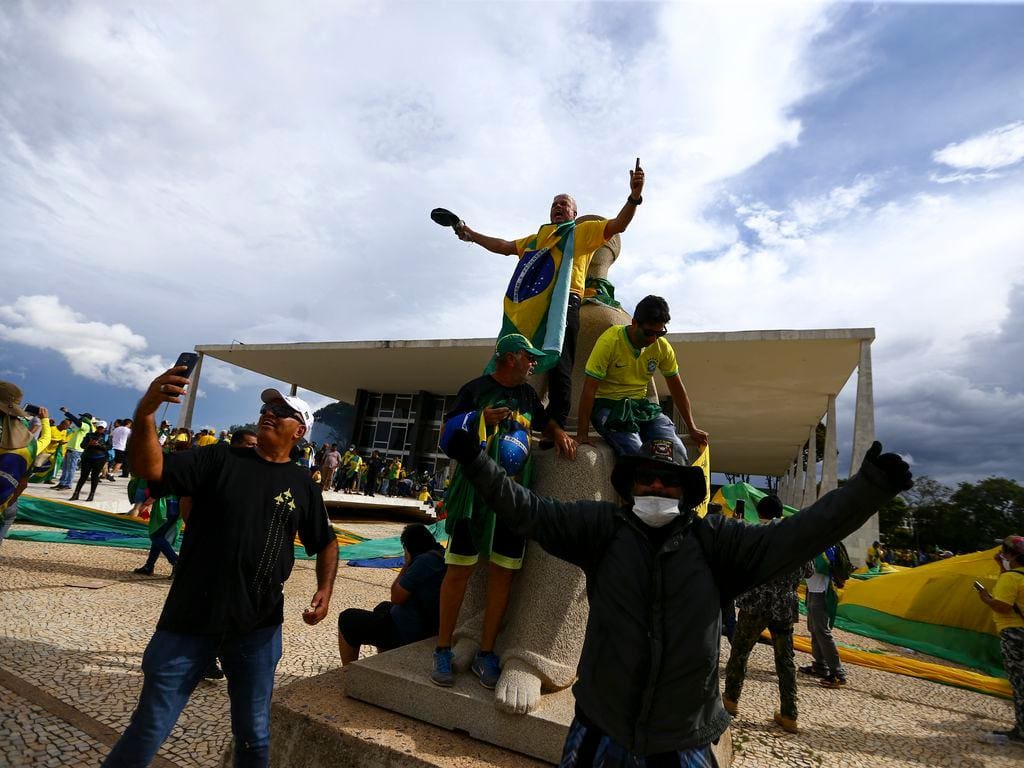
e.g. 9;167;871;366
973;580;985;592
734;499;745;516
174;352;199;380
24;404;41;416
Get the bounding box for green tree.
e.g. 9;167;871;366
946;477;1024;552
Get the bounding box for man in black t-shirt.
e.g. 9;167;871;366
103;369;338;768
430;334;576;690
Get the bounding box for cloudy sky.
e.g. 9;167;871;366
1;1;1022;484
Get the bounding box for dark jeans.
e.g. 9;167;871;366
103;624;282;768
74;456;106;496
546;293;581;429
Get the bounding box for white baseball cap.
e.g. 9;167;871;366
93;420;108;429
260;389;314;434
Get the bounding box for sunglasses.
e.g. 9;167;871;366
641;327;668;339
634;467;683;488
260;402;302;422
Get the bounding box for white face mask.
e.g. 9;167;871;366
998;554;1011;571
632;495;681;528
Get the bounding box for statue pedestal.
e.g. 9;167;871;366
260;659;546;768
345;639;570;763
343;639;733;766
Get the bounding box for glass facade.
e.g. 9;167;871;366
352;390;459;486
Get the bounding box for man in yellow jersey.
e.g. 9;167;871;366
576;295;707;459
452;160;646;428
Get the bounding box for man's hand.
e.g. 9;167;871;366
861;441;913;491
629;158;645;199
138;367;191;416
445;428;482;465
483;406;511;426
302;589;332;625
553;429;577;460
37;406;49;421
688;425;709;447
454;221;474;242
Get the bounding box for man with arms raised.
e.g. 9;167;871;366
452;160;646;428
442;427;911;765
103;367;338;768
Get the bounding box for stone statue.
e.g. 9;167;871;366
451;225;650;714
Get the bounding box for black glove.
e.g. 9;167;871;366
445;428;482;465
861;441;913;491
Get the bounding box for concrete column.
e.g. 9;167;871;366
780;466;792;505
820;394;838;496
289;383;298;396
802;424;817;507
177;351;204;430
792;454;805;510
849;339;875;476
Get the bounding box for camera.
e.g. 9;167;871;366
24;404;41;416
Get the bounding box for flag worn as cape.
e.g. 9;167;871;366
484;220;577;375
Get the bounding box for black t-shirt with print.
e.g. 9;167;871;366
445;375;551;433
154;443;335;635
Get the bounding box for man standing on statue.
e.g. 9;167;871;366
430;334;575;690
450;159;646;428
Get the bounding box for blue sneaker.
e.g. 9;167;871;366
471;651;501;689
431;648;454;687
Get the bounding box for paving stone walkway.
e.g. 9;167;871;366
0;530;1020;767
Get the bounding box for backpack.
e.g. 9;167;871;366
828;542;854;588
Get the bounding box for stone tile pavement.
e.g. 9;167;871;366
0;529;1020;767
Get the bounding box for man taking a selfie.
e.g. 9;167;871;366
103;366;338;768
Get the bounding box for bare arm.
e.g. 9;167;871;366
978;589;1014;613
575;376;600;444
303;538;339;625
391;562;412;605
664;373;708;446
604;158;645;239
129;366;191;482
542;419;577;460
455;224;518;255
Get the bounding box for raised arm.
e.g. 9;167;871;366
128;366;191;482
454;223;518;255
703;443;911;600
603;158;645;239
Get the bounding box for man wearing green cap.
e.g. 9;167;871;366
430;334;576;689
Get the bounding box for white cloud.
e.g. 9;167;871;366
0;1;836;350
932;120;1024;172
0;295;166;389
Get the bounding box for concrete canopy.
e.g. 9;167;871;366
197;327;872;477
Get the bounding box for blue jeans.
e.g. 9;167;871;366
143;519;180;569
591;408;688;460
103;624;282;768
58;450;81;486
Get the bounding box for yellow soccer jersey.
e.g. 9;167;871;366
991;570;1024;632
514;219;607;298
585;326;679;401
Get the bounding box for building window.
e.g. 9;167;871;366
389;425;407;451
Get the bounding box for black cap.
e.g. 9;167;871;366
610;439;707;509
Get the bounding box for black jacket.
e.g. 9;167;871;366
460;452;898;754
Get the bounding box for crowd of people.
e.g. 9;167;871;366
313;442;434;502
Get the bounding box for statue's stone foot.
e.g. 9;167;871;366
494;658;542;715
451;637;480;673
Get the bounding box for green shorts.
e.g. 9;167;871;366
444;517;525;570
